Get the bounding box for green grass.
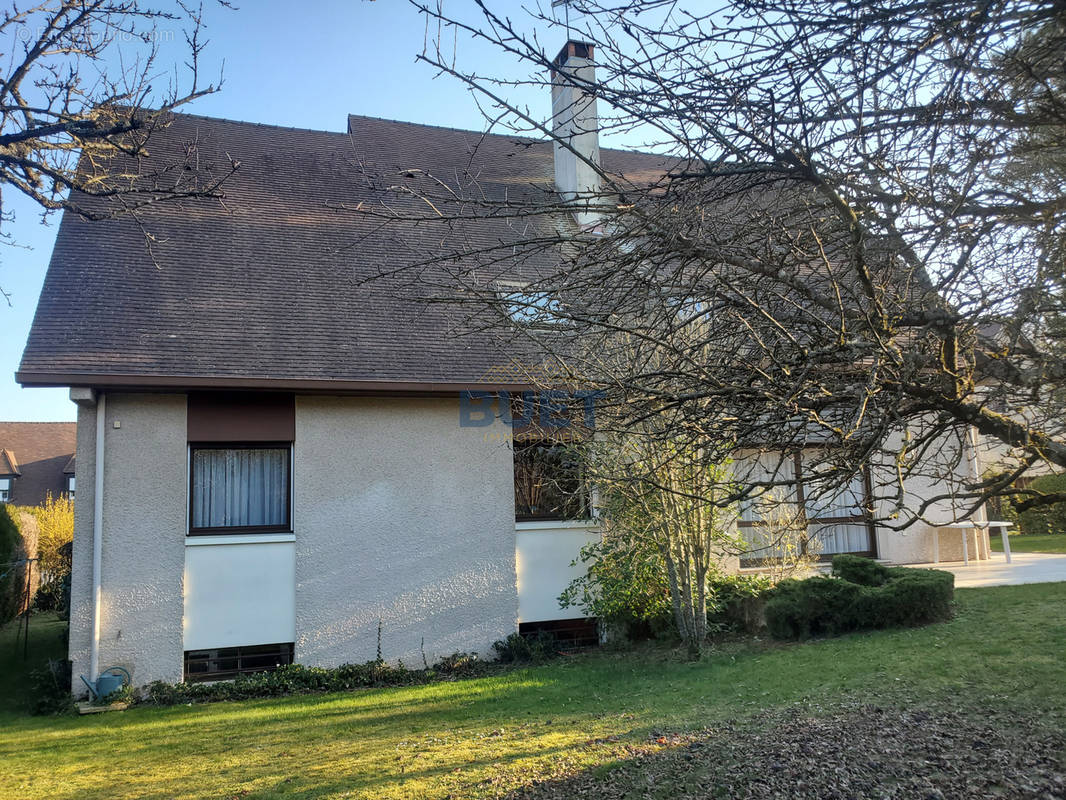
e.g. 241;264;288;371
990;531;1066;554
0;613;66;714
1;584;1065;799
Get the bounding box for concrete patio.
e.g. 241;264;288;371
908;552;1066;588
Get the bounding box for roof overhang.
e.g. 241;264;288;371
16;371;536;396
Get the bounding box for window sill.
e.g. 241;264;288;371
185;533;296;547
515;520;599;531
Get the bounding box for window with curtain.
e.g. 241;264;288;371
189;445;291;533
736;450;873;562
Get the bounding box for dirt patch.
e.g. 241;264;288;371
507;703;1065;799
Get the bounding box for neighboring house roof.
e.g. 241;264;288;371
17;112;671;393
0;422;76;506
63;454;76;475
0;449;20;478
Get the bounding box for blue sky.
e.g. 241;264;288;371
1;0;569;421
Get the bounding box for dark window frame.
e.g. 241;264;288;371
514;439;590;523
184;642;295;682
738;451;877;564
188;441;293;536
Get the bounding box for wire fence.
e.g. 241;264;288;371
2;556;40;659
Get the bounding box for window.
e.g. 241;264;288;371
0;477;10;502
184;642;294;681
514;441;588;521
737;451;874;565
496;282;569;328
65;475;75;499
189;445;291;534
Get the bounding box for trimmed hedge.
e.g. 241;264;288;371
765;556;954;640
831;553;891;586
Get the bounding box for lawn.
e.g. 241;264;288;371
1;584;1064;799
990;531;1066;554
0;612;66;714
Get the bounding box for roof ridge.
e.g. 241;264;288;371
0;420;76;425
167;109;672;161
166;110;349;137
346;113;674;160
346;112;548;145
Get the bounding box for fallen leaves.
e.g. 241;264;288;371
501;701;1066;799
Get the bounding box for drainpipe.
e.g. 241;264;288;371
967;425;987;558
89;392;106;681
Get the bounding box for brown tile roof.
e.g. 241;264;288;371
0;449;19;477
17;112;671;391
0;422;75;506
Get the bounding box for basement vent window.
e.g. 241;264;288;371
184;642;294;682
519;619;599;649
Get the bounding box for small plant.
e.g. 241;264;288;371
432;651;481;676
28;658;74;715
491;631;556;664
141;649;501;707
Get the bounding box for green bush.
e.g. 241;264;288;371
142;651;492;706
491;631;557;664
1015;473;1066;536
764;576;865;639
28;658;74;715
0;505;22;624
765;557;954;640
707;573;775;633
831;554;890;586
559;532;674;641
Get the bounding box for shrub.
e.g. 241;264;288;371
765;557;954;640
13;495;74;613
0;505;22;624
872;569;955;627
559;532;674;641
831;553;891;586
1014;473;1066;536
707;573;775;633
765;576;866;639
141;651;499;707
28;658;74;715
491;631;556;664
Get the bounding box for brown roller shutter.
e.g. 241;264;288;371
187;393;295;442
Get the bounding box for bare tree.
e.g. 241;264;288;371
0;0;234;260
349;0;1066;526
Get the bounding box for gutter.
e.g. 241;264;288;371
89;392;105;681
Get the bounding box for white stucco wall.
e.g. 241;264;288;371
870;425;990;564
516;522;600;623
293;396;517;667
68;393;187;691
184;536;296;650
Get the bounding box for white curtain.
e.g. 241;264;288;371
191;448;289;530
736;451;872;558
809;523;872;554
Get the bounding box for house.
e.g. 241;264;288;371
17;41;990;689
0;422;76;506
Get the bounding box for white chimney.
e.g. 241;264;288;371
551;40;602;228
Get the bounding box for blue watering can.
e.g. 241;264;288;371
80;666;131;702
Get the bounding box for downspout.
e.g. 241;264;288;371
967;425;988;557
89;392;106;681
